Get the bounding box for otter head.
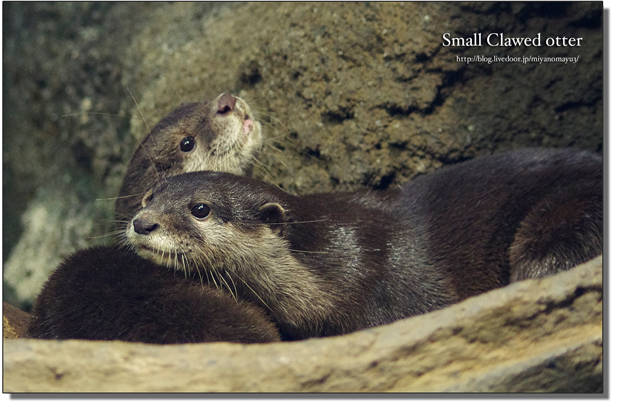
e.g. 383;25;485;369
127;172;339;334
115;93;263;224
125;171;289;281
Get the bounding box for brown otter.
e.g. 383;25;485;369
28;246;281;344
126;148;602;340
115;92;262;226
27;94;271;345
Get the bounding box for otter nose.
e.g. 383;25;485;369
217;93;236;114
133;218;159;235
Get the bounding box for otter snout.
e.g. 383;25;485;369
133;217;159;235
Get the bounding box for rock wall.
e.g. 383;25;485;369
3;257;602;392
3;2;602;310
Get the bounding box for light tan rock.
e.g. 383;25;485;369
3;256;602;393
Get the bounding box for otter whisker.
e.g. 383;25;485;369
86;230;127;240
263;137;298;161
202;264;220;291
190;250;209;284
182;253;190;280
237;275;274;315
208;269;219;289
198;268;204;286
216;268;236;300
158;248;166;267
87;229;125;238
253;110;287;130
261;145;291;170
93;219;132;225
179;248;189;276
250;155;275;174
127;86;160;183
240;219;329;227
223;270;238;299
182;252;188;277
170;87;184;106
251;161;281;188
190;257;204;283
193;243;238;301
263;141;286;153
61;111;127;118
191;252;204;274
96;193;145;202
272;219;329;225
195;246;220;290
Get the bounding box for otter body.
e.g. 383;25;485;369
115;93;262;225
28;246;280;344
127;148;602;340
399;148;602;293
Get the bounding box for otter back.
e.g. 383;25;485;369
399;148;602;297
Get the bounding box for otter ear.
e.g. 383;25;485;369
259;203;286;232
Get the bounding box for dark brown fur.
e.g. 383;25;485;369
28;246;281;344
398;148;603;295
127;148;602;340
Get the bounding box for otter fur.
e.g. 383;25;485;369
126;148;602;340
115;92;262;226
28;246;281;344
28;93;275;344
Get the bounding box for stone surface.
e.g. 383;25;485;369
3;2;602;310
3;256;602;393
3;302;31;340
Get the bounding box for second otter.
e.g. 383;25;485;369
115;92;263;226
126;148;602;340
28;246;280;344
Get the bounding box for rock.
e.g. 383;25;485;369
3;302;31;339
2;2;602;310
3;256;602;392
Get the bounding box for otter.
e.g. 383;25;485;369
28;246;281;344
115;92;263;226
126;148;602;341
27;93;272;345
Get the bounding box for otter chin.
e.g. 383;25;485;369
126;148;602;341
115;92;263;228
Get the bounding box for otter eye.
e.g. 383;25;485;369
191;203;211;219
180;136;195;152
